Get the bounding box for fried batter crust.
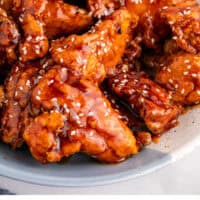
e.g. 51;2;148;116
109;71;180;134
88;0;122;18
0;8;20;64
51;9;138;82
23;65;138;163
155;52;200;105
161;1;200;54
12;0;92;62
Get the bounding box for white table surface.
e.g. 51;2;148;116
0;145;199;195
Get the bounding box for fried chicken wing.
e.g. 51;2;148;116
154;52;200;105
51;9;137;82
18;14;49;62
125;0;196;50
125;0;173;49
23;65;138;163
0;8;20;63
87;0;122;18
101;81;152;148
12;0;92;62
0;0;198;165
1;59;53;148
161;1;200;54
101;81;146;131
40;0;93;38
109;71;180;134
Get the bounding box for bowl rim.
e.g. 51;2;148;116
0;132;200;187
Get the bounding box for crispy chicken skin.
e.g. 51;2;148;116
40;0;93;38
12;0;92;62
1;62;37;147
101;82;152;148
125;0;173;49
154;52;200;105
125;0;196;49
0;0;199;165
0;8;20;63
23;66;138;163
18;14;49;62
0;0;13;13
109;71;180;134
0;59;53;148
87;0;122;18
51;9;138;82
161;1;200;54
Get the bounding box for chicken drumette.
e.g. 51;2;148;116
24;66;138;163
12;0;92;62
1;58;54;148
161;0;200;54
108;71;180;135
0;8;20;64
50;8;138;82
125;0;196;50
101;81;152;147
1;61;138;163
153;52;200;105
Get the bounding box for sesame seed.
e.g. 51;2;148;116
89;132;94;137
48;79;54;85
51;98;57;102
175;84;179;89
184;60;190;64
167;68;171;73
36;96;41;100
60;58;64;63
35;49;40;55
140;97;144;103
26;80;31;86
79;113;84;117
19;86;23;91
192;74;197;78
9;114;13;118
181;88;185;95
183;71;189;75
187;65;191;69
71;130;76;136
88;111;94;116
57;48;64;52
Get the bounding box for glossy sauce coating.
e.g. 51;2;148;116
109;71;181;134
0;0;199;165
12;0;92;62
88;0;122;18
24;65;138;163
1;59;53;148
155;52;200;105
160;0;200;54
50;8;138;82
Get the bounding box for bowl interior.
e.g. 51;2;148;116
0;107;199;186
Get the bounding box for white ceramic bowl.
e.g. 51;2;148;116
0;107;199;187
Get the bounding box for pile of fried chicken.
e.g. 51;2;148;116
0;0;199;164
